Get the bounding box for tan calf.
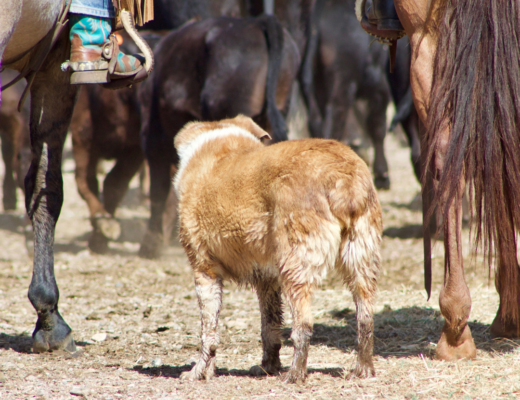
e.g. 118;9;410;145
174;115;382;383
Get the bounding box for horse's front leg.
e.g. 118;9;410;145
434;136;476;361
25;38;78;353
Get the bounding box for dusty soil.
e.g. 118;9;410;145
0;128;518;400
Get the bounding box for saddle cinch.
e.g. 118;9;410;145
1;0;155;111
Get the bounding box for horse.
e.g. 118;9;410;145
138;15;300;259
1;0;80;353
360;0;520;360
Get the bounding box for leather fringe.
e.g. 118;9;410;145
113;0;154;26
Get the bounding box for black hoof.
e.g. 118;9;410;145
88;230;109;254
374;175;390;190
3;196;17;211
32;310;76;353
139;230;163;259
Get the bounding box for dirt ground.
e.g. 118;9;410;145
0;124;519;399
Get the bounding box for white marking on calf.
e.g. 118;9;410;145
174;126;260;195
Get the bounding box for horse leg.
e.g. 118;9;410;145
25;38;78;353
490;211;520;338
434;139;476;360
401;108;422;183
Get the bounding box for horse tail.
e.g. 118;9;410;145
256;14;288;142
425;0;520;324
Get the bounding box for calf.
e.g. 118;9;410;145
175;115;382;383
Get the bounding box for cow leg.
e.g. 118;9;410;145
25;38;78;353
322;81;354;142
365;92;390;190
181;270;222;381
250;279;283;376
401;109;422;183
139;152;172;259
434;138;476;360
161;165;179;247
91;148;145;248
0;116;19;210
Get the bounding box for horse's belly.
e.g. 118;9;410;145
3;0;61;64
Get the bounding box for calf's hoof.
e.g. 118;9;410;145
435;324;477;361
139;231;163;259
32;311;76;353
374;174;390;190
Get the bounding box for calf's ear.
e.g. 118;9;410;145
230;115;272;141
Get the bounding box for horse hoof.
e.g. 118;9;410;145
138;231;163;259
435;324;477;361
96;217;121;241
88;231;109;254
490;314;520;339
32;315;76;353
374;175;390;190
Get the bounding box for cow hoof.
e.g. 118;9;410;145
374;175;390;190
180;369;205;381
32;313;76;353
281;368;306;384
249;363;281;377
348;362;375;379
139;231;163;259
435;324;477;361
490;314;520;339
88;231;109;254
96;217;121;241
3;196;17;211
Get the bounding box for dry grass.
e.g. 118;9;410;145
0;124;518;399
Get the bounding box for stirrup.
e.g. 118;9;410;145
63;10;154;88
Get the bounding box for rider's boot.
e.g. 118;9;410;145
66;14;146;86
357;0;405;41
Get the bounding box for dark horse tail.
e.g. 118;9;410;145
424;0;520;325
256;14;288;142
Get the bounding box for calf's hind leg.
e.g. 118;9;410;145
340;214;381;378
250;279;283;376
181;270;223;381
281;280;313;384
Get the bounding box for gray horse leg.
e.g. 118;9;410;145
25;35;78;353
